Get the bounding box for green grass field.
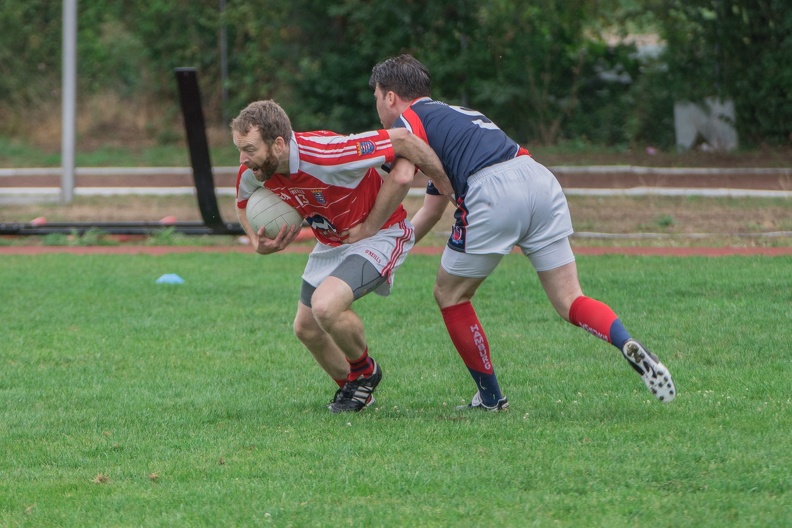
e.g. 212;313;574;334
1;253;790;527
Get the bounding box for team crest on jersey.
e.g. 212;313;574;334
449;225;466;250
311;190;327;204
356;140;376;156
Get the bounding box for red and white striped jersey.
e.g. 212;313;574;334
236;129;406;246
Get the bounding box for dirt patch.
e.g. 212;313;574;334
533;146;792;169
2;193;790;250
565;195;792;236
2;150;791;249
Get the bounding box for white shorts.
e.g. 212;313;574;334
441;156;575;278
441;237;576;277
302;220;415;297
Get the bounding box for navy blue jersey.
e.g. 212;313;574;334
392;97;529;198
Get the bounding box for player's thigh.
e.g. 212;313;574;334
329;253;388;300
525;236;576;272
311;276;355;321
536;259;583;320
343;221;414;298
312;251;386;317
440;248;503;279
302;243;345;295
436;250;498;307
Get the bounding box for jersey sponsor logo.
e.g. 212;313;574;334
311;190;327;204
305;214;343;242
356;140;376;156
305;214;334;232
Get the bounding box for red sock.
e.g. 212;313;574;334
568;296;619;344
333;378;347;388
441;301;493;373
347;348;374;381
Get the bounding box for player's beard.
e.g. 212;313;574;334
253;151;280;182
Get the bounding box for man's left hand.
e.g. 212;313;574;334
340;223;376;245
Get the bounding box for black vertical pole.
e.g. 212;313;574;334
174;67;227;233
219;0;229;124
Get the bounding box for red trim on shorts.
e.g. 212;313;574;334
381;220;413;280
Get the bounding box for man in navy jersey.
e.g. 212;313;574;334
355;54;675;410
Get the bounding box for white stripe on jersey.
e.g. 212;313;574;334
298;139;392;160
286;134;391;188
298;129;383;148
300;158;387;188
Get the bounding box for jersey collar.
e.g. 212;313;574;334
287;134;300;176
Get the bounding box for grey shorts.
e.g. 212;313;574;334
299;220;414;306
300;254;387;307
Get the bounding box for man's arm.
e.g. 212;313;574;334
386;128;454;198
410;193;450;244
341;157;415;244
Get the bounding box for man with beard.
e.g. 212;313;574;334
231;99;451;413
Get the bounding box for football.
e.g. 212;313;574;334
246;186;303;238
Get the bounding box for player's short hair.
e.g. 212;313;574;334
231;100;293;145
369;54;431;100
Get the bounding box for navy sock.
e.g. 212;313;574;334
467;368;503;407
609;319;631;350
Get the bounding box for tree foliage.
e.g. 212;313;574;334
0;0;789;147
646;0;792;145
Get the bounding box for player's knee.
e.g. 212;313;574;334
293;317;310;341
433;282;461;309
432;283;446;307
310;295;338;329
293;313;317;343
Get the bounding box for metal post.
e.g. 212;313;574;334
219;0;228;124
61;0;77;203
